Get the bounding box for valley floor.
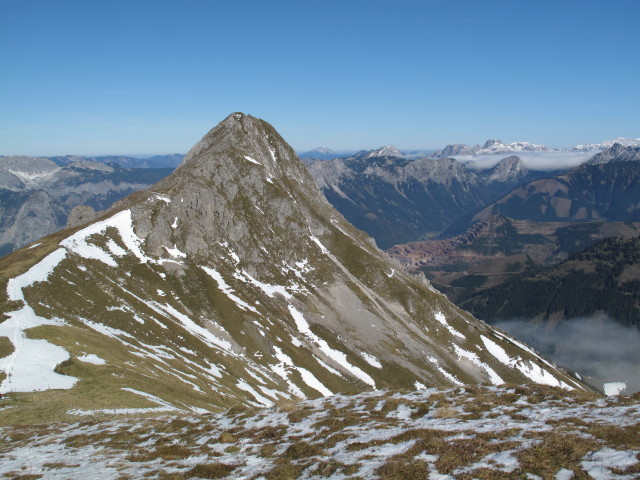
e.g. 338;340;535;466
0;384;639;480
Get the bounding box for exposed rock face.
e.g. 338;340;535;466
66;205;99;228
0;113;585;415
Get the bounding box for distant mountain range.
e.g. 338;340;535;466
0;156;174;256
48;153;184;168
307;150;559;248
387;144;640;328
299;137;640;162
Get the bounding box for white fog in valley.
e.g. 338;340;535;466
495;314;640;394
459;151;596;171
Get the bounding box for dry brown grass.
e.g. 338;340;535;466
185;463;238;479
518;432;598;479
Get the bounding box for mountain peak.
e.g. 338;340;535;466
0;113;586;415
363;145;405;159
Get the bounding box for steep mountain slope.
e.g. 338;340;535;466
460;236;640;328
464;145;640;227
0;113;584;421
0;157;173;256
308;154;549;248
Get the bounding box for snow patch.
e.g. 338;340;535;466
434;311;466;339
603;382;627;396
361;352;382;368
481;335;570;389
201;266;259;314
243;155;261;165
288;305;376;388
77;354;106;365
0;248;77;393
237;379;274;407
163;244;187;259
453;344;504;385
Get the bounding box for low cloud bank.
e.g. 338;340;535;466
458;151;596;171
494;314;640;394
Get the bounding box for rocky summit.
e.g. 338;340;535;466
0;113;585;421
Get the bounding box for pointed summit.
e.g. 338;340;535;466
363;145;405;159
0;113;586;417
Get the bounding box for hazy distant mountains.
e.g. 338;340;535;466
0;156;174;256
48;153;184;168
299;137;640;162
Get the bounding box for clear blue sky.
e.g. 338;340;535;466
1;0;639;155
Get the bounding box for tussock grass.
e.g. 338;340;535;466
518;432;598;479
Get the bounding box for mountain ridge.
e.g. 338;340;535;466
0;112;585;421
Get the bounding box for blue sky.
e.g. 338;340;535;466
1;0;639;155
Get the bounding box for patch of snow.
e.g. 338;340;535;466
268;147;277;162
77;354;106;365
288;305;376;388
61;210;152;266
582;448;640;480
234;269;291;299
603;382;627;396
309;235;330;255
481;335;570;389
171;216;178;229
315;356;343;377
427;356;464;386
201;266;259;314
243;155;261;165
453;344;504;385
415;381;427;390
156;289;166;297
555;469;574;480
151;301;234;352
0;248;77;393
163;244;187;259
237;379;274;407
27;243;42;249
361;351;382;368
434;311;466;339
154;194;171;203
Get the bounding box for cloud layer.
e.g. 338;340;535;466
495;314;640;394
458;151;596;171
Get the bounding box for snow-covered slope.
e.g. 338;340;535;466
0;113;586;419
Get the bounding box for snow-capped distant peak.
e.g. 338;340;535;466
478;140;552;154
570;137;640;152
364;145;405;159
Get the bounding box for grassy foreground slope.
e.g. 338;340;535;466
0;384;638;479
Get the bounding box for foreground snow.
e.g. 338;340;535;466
0;384;638;479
